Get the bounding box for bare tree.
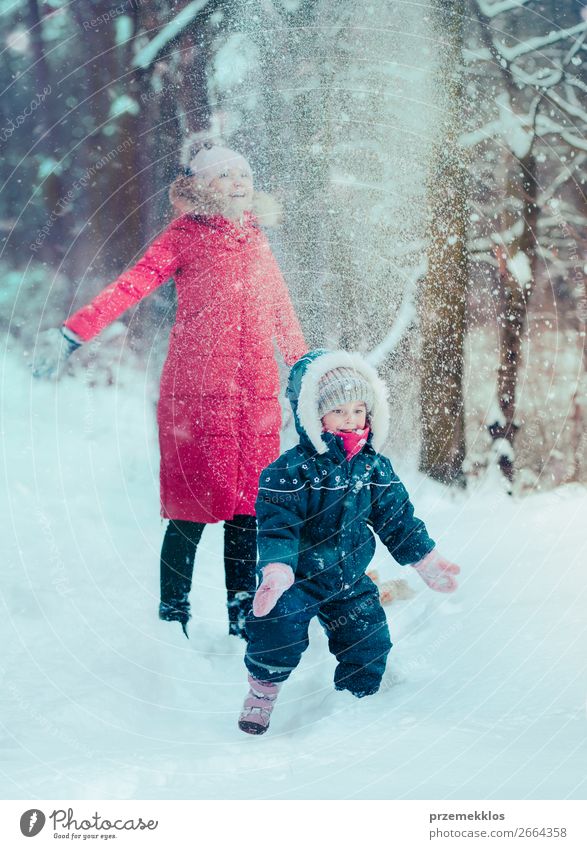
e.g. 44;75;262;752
20;0;69;266
465;0;587;486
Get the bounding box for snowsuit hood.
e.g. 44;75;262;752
286;349;391;455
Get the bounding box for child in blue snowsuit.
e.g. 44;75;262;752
238;349;460;734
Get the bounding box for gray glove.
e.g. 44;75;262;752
30;326;83;379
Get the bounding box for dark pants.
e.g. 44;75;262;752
159;515;257;636
245;574;392;696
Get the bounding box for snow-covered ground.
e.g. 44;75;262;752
1;352;586;800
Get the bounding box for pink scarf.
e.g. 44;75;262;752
325;426;370;460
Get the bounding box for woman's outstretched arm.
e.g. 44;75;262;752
65;223;185;342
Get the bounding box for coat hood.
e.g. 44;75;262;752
169;179;283;228
286;349;390;455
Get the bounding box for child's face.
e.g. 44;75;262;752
321;401;367;433
208;166;254;219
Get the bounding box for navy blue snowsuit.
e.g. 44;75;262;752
245;350;436;697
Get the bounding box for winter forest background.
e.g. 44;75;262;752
2;0;587;491
2;0;587;802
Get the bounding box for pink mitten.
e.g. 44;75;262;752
253;563;295;617
413;549;460;593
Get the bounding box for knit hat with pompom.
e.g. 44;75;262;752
188;144;252;184
317;368;375;418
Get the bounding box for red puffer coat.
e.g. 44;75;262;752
65;208;307;523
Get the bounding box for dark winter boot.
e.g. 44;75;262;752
227;590;254;640
159;519;205;639
238;675;281;735
224;515;256;638
159;600;190;638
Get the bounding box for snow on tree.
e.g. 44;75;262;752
204;0;439;458
419;0;468;486
1;0;585;485
464;0;587;487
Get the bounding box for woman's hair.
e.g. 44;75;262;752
168;136;224;216
169;173;199;215
168;174;226;218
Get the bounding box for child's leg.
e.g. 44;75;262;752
319;575;392;697
159;519;205;631
223;514;257;637
244;584;319;685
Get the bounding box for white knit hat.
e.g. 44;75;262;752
188;145;252;184
317;368;375;418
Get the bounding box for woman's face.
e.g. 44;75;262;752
208;166;254;220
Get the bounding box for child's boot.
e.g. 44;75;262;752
238;674;281;735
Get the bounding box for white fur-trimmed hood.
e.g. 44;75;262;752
169;179;283;227
290;350;390;455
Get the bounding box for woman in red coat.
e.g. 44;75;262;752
33;143;307;639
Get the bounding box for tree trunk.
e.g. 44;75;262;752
25;0;69;266
489;151;538;484
62;1;146;285
419;0;468;486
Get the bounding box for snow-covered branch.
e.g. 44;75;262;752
539;213;587;231
469;253;499;267
545;89;587;125
499;21;587;62
460;120;502;149
469;219;526;252
511;66;563;89
461;91;538;156
463;46;493;63
567;76;587;97
366;262;424;367
476;0;534;19
539;154;587;202
536;114;587;152
133;0;212;70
